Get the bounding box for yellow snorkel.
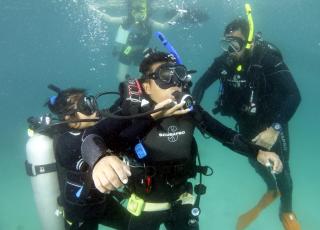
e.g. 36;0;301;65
245;3;254;49
236;4;254;72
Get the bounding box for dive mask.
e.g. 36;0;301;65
131;4;147;22
147;63;194;89
220;36;246;53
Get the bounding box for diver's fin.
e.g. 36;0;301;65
236;190;280;230
281;213;301;230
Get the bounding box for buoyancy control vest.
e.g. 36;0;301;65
213;40;283;121
142;115;195;163
116;18;152;57
52;132;107;221
55;162;106;221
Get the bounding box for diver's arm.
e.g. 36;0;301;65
89;5;124;24
192;60;220;104
193;105;260;158
150;19;171;30
81;121;132;194
250;56;301;150
118;99;190;144
81;116;155;193
264;55;301;124
81;109;166;167
192;105;283;172
150;11;183;30
81;118;131;168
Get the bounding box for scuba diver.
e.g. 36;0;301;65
46;87;131;230
89;0;186;82
192;4;301;230
80;50;283;230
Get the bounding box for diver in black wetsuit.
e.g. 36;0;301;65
81;51;283;230
192;19;301;230
89;0;183;82
48;88;130;230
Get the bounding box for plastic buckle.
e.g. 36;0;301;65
135;142;147;159
25;160;35;176
127;194;145;216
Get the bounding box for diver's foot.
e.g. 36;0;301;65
236;190;280;230
281;212;301;230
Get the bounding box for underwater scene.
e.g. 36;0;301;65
0;0;319;229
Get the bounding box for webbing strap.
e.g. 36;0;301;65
25;160;57;176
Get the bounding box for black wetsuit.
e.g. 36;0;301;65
116;18;152;65
81;104;262;230
54;130;130;230
192;41;301;213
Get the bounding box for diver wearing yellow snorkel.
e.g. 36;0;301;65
116;0;152;73
192;4;302;230
89;0;184;82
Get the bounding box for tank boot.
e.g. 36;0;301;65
236;190;280;230
281;212;301;230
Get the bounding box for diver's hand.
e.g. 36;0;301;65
257;150;283;174
252;127;280;150
151;99;191;120
92;155;131;193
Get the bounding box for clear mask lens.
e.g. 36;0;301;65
221;38;243;53
158;65;188;83
158;68;173;83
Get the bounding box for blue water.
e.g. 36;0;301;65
0;0;319;229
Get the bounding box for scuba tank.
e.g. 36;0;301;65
25;115;64;230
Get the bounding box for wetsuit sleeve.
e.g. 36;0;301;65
118;116;155;145
81;116;155;168
192;56;223;103
81;118;130;168
193;105;260;158
262;53;301;124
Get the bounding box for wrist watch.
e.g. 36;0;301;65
271;123;282;132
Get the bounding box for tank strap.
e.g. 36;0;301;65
25;160;57;176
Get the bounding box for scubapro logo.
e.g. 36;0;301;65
159;126;185;143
